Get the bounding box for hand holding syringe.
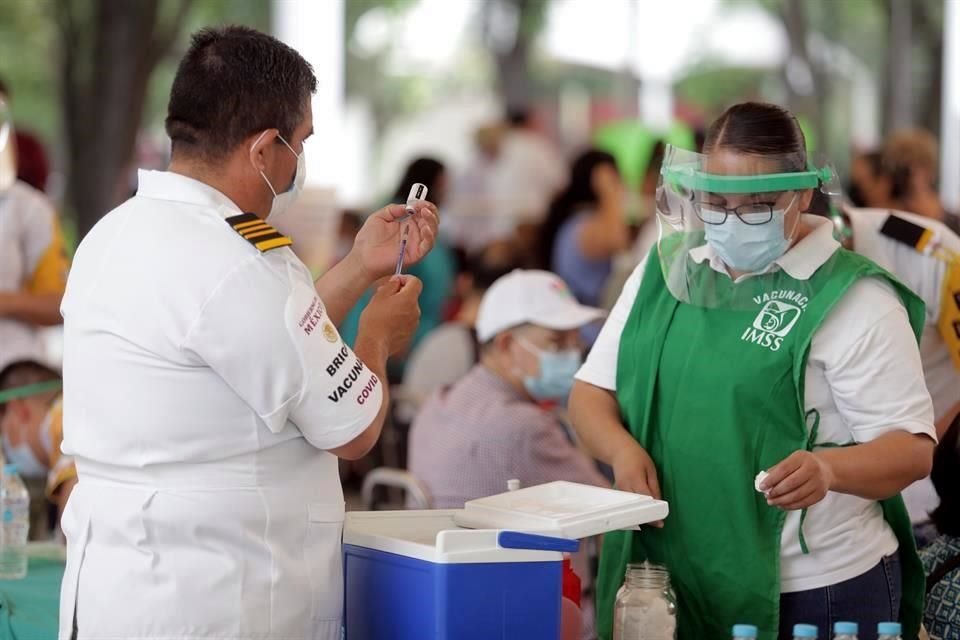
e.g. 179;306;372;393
394;183;428;276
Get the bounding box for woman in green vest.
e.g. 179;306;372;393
569;103;937;640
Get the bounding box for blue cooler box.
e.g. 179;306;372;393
343;481;670;640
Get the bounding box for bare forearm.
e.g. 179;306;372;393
817;431;934;500
568;380;638;465
580;198;629;258
314;253;375;327
0;292;63;326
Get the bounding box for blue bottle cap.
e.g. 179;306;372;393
3;464;17;475
878;623;901;636
733;624;759;638
834;622;859;635
793;624;819;638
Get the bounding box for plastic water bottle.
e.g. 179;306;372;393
733;624;759;640
833;622;858;640
877;623;902;640
794;624;819;640
0;464;29;579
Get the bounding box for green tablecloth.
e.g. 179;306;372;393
0;545;65;640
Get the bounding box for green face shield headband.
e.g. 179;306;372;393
0;380;62;405
661;163;834;194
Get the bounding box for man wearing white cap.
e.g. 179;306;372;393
408;269;608;509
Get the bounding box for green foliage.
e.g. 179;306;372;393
0;0;58;141
676;66;771;116
143;0;272;133
0;0;271;147
514;0;550;41
346;0;415;33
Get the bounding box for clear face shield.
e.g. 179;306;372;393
0;98;15;194
655;145;840;309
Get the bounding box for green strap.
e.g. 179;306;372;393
661;163;833;193
797;408;857;555
0;381;62;405
797;409;820;555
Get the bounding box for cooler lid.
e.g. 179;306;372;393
453;481;669;540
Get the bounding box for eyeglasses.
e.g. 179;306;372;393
694;202;779;226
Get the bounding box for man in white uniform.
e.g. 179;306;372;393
838;207;960;531
58;27;439;640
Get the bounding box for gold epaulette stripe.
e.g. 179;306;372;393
225;214;293;253
234;219;268;232
238;224;272;236
938;258;960;371
244;228;281;240
917;228;935;253
256;236;293;251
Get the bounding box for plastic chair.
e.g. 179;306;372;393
361;467;433;511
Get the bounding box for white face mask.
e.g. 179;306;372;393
251;131;306;223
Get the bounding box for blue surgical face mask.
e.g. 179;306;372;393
3;438;44;478
2;409;51;479
517;339;583;402
702;208;790;273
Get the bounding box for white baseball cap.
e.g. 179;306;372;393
475;269;605;343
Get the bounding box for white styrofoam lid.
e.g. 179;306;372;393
453;481;669;540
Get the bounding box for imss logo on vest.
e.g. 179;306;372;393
741;290;808;352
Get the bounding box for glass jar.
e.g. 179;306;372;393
612;562;677;640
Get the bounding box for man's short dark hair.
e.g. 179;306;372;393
165;26;317;161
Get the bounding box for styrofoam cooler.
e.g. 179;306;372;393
343;481;669;640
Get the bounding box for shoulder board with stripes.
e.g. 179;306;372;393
938;257;960;371
879;213;940;256
225;213;293;253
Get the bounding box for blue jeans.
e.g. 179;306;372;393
779;554;902;640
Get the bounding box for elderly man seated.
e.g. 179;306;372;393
408;270;610;639
408;269;609;507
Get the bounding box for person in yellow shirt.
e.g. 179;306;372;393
0;98;69;372
0;360;76;537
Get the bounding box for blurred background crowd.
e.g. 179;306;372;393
2;0;959;528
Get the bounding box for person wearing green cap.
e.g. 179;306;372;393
569;102;936;640
0;360;74;535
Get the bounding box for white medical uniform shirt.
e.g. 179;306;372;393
58;170;382;640
847;207;960;523
577;215;936;593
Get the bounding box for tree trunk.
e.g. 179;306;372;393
482;0;547;110
497;41;531;111
56;0;192;238
886;0;914;130
910;0;944;135
779;0;825;148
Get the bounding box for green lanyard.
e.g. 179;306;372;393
0;380;62;405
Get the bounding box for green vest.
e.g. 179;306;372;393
597;247;927;640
